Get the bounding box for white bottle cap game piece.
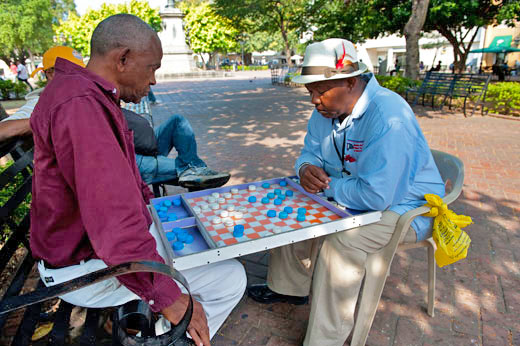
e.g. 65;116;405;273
211;192;220;199
220;210;229;218
237;206;247;213
234;212;243;219
231;188;239;194
201;203;210;210
223;193;232;199
192;206;201;213
248;185;256;191
217;197;226;204
210;203;219;210
207;196;216;203
224;218;234;227
227;205;235;212
212;217;222;224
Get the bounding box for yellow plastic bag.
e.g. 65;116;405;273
423;194;473;267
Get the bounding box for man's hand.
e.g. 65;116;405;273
300;164;331;194
161;294;210;346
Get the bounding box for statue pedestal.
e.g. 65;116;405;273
156;6;196;79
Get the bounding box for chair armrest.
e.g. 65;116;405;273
0;261;182;315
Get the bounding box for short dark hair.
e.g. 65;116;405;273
90;14;156;57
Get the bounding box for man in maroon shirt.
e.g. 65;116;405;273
30;14;245;345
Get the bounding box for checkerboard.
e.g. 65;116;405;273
186;182;341;247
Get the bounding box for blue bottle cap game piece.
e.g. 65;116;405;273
167;213;177;221
297;207;307;215
173;199;181;206
286;190;294;197
274;189;281;195
165;232;176;241
297;215;306;222
163;200;172;207
279;211;288;219
261;197;270;204
279;195;286;200
184;234;194;244
267;210;277;217
262;183;270;188
233;224;244;237
284;206;293;214
160;206;168;212
177;233;188;242
173;227;183;235
279;181;287;187
158;211;167;218
248;196;257;203
267;192;275;199
173;241;184;251
274;198;282;205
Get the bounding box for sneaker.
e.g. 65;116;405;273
150;100;160;105
178;166;230;189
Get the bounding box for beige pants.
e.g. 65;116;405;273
267;211;417;346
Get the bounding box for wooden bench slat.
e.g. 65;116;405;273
0;150;33;191
0;175;32;220
0;216;29;271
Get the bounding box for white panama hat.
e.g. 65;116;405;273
292;38;368;84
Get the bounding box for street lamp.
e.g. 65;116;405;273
239;41;245;71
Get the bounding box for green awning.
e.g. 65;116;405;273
470;35;520;53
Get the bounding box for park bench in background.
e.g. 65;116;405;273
405;71;491;117
270;65;302;86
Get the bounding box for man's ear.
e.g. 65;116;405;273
114;47;131;72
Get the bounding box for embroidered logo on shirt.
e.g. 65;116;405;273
347;139;364;152
344;154;356;162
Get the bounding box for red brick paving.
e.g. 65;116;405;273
151;72;520;346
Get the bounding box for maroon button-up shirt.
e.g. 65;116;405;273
30;58;181;312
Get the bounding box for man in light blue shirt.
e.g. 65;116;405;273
248;39;445;346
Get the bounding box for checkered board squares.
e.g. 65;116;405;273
186;182;341;248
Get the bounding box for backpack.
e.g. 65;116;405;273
121;108;158;156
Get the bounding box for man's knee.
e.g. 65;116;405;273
218;260;247;297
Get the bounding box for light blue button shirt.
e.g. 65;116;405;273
295;74;445;240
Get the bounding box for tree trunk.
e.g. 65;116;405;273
436;26;480;74
27;48;36;72
275;6;292;66
403;0;430;80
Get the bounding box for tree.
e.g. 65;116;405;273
213;0;307;66
0;0;55;67
55;0;161;57
403;0;430;80
178;1;239;69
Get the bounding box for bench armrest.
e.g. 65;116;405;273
0;261;184;315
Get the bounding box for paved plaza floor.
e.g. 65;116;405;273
151;70;518;346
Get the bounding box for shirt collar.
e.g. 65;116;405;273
54;58;120;101
336;73;379;131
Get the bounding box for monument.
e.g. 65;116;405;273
156;0;196;79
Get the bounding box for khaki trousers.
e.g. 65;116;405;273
267;211;417;346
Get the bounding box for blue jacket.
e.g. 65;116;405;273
295;74;445;240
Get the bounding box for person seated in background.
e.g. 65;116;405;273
431;61;442;72
0;46;230;190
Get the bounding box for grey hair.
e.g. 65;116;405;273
90;14;156;57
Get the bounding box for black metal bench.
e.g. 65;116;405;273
0;138;191;345
405;71;491;117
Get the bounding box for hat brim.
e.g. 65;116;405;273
292;62;368;84
30;67;44;79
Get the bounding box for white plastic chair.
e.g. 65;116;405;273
350;149;465;346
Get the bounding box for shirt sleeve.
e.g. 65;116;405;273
51;96;181;312
295;111;324;176
324;119;422;211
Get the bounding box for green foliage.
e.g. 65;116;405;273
55;0;161;56
0;80;15;100
179;1;239;57
0;80;29;100
220;65;268;71
375;75;420;95
0;161;32;244
485;82;520;116
0;0;55;64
